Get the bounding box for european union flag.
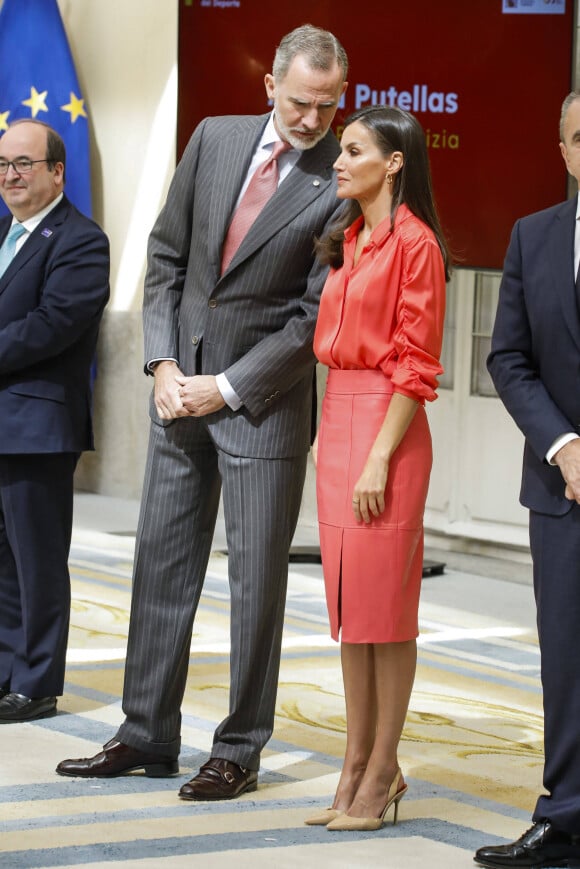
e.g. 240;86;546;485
0;0;91;217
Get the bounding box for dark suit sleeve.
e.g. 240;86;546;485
0;222;109;375
487;218;574;462
223;249;329;415
142;120;204;367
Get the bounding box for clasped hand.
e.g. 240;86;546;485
153;362;225;419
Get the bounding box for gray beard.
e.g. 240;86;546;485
274;113;326;151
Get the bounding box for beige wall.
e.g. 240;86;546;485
57;0;178;309
55;0;323;533
55;0;179;496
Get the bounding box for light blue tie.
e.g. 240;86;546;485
0;222;27;279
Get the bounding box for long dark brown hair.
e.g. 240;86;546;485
317;105;451;279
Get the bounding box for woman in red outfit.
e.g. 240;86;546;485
306;106;450;831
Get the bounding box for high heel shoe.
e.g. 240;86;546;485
304;807;342;826
326;769;408;831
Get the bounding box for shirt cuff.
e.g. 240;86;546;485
216;372;243;411
146;357;178;374
546;432;580;465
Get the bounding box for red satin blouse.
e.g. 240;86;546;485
314;204;446;404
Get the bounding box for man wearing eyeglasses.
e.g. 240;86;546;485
0;120;109;722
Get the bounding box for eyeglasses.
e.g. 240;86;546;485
0;158;49;175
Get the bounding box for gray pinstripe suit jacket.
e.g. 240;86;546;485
142;113;341;459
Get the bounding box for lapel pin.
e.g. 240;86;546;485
41;228;53;237
313;179;320;187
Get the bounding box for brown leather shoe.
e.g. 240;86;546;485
56;738;179;778
179;757;258;801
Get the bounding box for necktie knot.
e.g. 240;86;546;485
6;222;27;244
0;222;27;279
269;140;292;162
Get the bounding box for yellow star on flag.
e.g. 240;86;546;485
22;86;49;118
61;92;87;123
0;111;9;132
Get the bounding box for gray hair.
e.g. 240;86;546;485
560;90;580;141
272;24;348;82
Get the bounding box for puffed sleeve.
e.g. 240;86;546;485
390;232;446;403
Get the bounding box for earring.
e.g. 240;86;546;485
386;173;393;185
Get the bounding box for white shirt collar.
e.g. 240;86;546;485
258;112;291;152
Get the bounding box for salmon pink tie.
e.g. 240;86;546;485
221;140;291;274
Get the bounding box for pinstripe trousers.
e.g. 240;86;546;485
116;416;307;770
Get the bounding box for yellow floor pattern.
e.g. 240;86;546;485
1;531;545;868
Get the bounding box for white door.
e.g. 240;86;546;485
425;269;529;549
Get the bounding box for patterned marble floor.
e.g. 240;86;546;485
1;523;545;869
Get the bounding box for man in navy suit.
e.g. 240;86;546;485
475;92;580;867
0;120;109;723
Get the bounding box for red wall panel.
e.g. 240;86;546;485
178;0;574;269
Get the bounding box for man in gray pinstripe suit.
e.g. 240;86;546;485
57;25;348;800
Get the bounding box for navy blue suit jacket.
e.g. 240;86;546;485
0;195;110;454
488;196;580;516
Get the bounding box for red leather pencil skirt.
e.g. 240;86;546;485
316;369;432;643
